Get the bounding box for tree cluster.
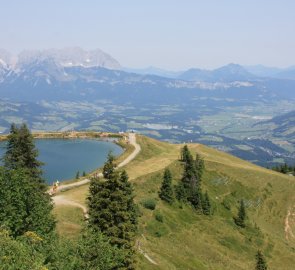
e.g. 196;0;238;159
178;146;211;214
159;145;211;215
271;163;295;175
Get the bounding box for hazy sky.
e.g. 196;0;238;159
1;0;295;69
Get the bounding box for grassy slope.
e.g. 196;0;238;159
54;135;295;269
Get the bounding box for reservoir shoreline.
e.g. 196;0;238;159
0;131;129;184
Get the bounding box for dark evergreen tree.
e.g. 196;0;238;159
103;152;116;179
179;146;203;209
0;124;55;237
234;199;246;228
190;187;202;210
76;229;124;270
175;182;187;202
159;168;174;204
88;169;138;269
201;191;211;215
0;168;55;237
2;123;18;166
82;171;86;177
256;250;268;270
195;153;205;183
3;124;44;189
181;145;191;163
181;149;197;190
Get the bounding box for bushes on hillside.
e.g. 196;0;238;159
142;198;157;210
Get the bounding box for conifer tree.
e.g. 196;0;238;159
195;153;205;183
181;145;191;162
0;124;55;237
179;146;203;209
175;182;187;202
76;229;125;270
88;169;138;269
0;168;55;237
190;187;202;210
201;191;211;215
4;123;44;189
102;152;115;179
159;168;174;204
234;199;246;228
181;149;197;190
2;123;18;166
255;250;268;270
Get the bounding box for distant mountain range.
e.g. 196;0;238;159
124;64;295;81
177;63;257;82
0;47;294;166
0;49;295;103
2;47;295;82
0;47;121;70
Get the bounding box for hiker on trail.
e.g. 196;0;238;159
52;180;59;193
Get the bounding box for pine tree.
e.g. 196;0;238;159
234;199;246;228
2;123;18;167
195;154;205;183
103;152;115;179
159;168;174;204
256;250;267;270
181;150;197;190
179;146;203;209
201;191;211;215
175;182;187;202
190;186;202;210
181;145;191;162
0;124;55;237
4;124;44;189
88;169;138;269
0;167;55;237
76;229;125;270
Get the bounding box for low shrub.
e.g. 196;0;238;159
155;212;164;223
141;199;156;210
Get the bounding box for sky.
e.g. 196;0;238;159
1;0;295;70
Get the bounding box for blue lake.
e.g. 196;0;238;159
0;139;123;184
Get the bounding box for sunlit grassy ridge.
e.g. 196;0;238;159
54;135;295;269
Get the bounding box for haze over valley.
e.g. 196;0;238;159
0;48;294;167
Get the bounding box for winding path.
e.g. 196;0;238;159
53;195;89;219
52;133;141;217
53;134;157;265
52;133;140;193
